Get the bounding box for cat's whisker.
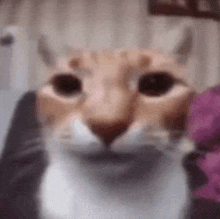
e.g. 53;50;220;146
154;144;183;161
9;163;40;186
9;145;45;161
22;137;42;146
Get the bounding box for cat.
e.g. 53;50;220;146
35;36;196;219
0;21;198;218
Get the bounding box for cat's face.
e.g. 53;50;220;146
37;49;196;161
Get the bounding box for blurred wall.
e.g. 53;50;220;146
0;90;24;154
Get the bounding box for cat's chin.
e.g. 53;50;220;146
65;144;164;162
80;151;135;165
49;144;170;183
71;146;166;183
65;145;164;170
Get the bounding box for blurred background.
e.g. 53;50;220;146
0;0;220;149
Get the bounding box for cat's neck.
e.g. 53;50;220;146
40;145;186;200
48;146;177;183
39;146;189;219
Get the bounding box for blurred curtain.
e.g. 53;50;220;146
0;0;220;91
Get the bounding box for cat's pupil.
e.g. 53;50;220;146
138;72;174;96
51;74;82;96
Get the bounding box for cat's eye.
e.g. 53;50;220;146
51;74;82;96
138;72;174;96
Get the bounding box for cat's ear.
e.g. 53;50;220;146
38;36;57;68
152;19;193;65
172;25;193;65
38;35;72;68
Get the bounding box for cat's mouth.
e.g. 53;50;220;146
81;151;135;164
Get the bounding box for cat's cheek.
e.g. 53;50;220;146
162;91;196;134
67;119;102;154
111;126;144;153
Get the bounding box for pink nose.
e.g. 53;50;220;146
89;121;129;146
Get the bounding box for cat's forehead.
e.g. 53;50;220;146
56;49;173;68
68;49;174;67
51;49;186;81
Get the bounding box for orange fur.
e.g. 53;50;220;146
37;48;196;152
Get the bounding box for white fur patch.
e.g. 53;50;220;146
69;119;102;154
39;154;189;219
39;163;75;219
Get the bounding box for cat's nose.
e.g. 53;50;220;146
89;121;129;146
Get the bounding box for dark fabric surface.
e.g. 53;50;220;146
0;91;47;219
0;91;220;218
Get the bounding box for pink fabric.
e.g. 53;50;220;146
188;85;220;202
193;152;220;201
188;86;220;145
